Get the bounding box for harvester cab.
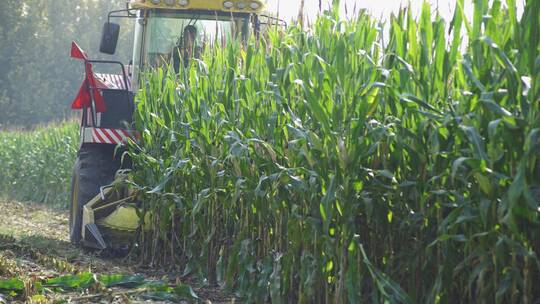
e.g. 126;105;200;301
69;0;268;250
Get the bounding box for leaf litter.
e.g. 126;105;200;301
0;200;233;303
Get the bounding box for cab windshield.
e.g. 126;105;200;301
140;11;249;70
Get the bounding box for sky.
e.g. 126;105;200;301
267;0;525;22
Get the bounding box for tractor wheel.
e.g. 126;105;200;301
69;144;124;244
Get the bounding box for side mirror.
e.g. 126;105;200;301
100;22;120;55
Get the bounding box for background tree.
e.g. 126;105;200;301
0;0;133;128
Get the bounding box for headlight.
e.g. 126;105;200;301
249;2;260;9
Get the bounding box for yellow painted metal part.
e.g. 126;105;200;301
97;205;144;232
130;0;266;13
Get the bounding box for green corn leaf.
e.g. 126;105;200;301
481;99;512;117
99;274;147;288
173;283;199;300
44;272;95;289
0;279;23;292
360;245;413;304
460;126;488;161
452;157;471;181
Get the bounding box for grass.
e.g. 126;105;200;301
0;122;78;207
127;0;540;303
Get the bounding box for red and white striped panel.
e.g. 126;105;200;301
94;73;132;91
82;127;134;145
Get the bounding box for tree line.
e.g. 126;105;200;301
0;0;133;128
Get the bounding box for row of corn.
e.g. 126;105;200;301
127;1;539;302
0;122;78;206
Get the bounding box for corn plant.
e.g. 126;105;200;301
0;122;78;207
128;1;539;302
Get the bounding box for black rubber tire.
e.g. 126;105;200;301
69;144;124;244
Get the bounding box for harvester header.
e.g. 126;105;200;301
129;0;266;13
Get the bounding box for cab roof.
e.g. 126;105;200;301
129;0;266;14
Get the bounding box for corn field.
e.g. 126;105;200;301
127;0;539;302
0;122;78;206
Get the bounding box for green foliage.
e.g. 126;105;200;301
0;0;133;127
99;274;147;288
128;0;540;303
0;278;24;292
44;272;95;290
0;122;78;206
0;272;198;302
140;283;199;302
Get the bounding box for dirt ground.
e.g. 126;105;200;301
0;200;235;303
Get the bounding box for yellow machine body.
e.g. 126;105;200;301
129;0;266;14
97;205;140;231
